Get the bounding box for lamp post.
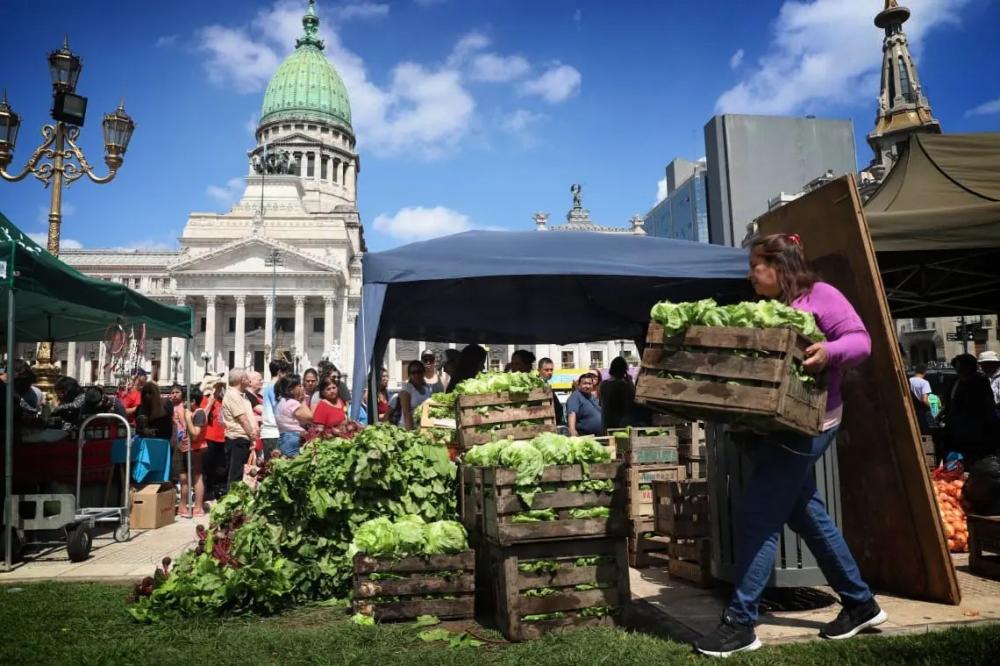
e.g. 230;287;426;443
264;249;282;353
171;350;181;382
1;36;135;395
200;350;211;374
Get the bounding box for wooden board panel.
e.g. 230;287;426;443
755;174;959;605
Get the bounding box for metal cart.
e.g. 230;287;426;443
1;413;132;563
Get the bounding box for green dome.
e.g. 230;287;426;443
259;1;352;129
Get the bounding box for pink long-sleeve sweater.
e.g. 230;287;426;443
792;282;871;412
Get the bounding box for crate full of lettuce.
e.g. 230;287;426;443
462;434;626;546
635;299;828;436
351;516;474;621
453;372;556;449
489;536;630;641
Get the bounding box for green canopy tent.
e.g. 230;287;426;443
866;132;1000;317
1;210;192;569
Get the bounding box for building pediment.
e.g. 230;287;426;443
169;236;343;275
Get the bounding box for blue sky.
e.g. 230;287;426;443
0;0;997;252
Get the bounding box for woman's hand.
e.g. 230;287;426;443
802;342;829;374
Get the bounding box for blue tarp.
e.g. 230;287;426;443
351;230;752;415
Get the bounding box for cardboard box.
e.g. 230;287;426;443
130;482;176;529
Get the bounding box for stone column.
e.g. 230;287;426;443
77;346;87;383
235;295;246;370
204;295;217;374
294;295;306;371
264;295;275;381
97;341;107;386
174;296;187;384
388;339;398;385
323;295;335;358
66;341;77;379
346;161;356;201
338;286;349;369
577;343;588;370
160;337;170;383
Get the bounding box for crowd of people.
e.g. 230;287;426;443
909;350;1000;467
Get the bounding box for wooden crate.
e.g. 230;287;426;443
666;537;713;587
653;480;710;538
684;459;705;479
489;537;631;641
352;551;475;621
456;387;556;449
627;465;687;522
482;463;627;546
609;427;680;465
968;515;1000;580
420;399;457;430
629;533;670;568
635;323;827;436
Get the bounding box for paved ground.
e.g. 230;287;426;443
0;515;206;583
3;519;999;646
628;554;1000;644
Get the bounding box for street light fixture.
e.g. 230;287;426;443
171;350;181;382
200;350;211;373
264;249;282;353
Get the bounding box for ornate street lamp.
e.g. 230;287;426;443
1;36;135;397
171;350;181;382
200;350;211;373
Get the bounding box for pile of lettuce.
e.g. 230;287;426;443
128;425;457;621
350;516;468;558
462;432;613;506
453;371;546;395
650;298;825;342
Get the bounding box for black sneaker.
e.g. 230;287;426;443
820;597;888;640
695;614;762;658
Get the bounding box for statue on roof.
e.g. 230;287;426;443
251;147;294;175
571;183;583;209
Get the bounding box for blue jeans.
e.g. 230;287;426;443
278;431;301;458
727;427;872;625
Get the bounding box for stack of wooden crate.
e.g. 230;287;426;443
461;459;632;641
653;480;713;587
677;421;707;479
921;435;936;472
609;426;687;567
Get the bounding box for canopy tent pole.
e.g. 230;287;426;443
186;349;193;512
3;248;16;570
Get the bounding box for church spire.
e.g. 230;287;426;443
866;0;940;177
296;0;325;50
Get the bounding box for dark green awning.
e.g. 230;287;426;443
0;211;191;341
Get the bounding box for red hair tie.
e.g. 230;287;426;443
787;233;801;246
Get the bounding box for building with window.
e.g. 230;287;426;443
52;2;363;384
644;158;710;243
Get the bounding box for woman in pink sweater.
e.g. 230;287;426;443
697;233;886;658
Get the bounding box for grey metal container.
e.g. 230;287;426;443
707;423;842;587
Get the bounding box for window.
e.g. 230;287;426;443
248;317;265;331
332;159;339;183
913;318;928;330
227;350;235;370
313;317;325;333
321;156;328;180
228;317;236;333
561;351;575;369
199;317;207;333
590;350;604;369
276;317;295;332
293;152;303;176
489;358;502;372
307;125;317;131
307;153;315;178
294;124;304;130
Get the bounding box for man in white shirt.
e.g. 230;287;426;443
908;364;933;433
260;360;289;458
978;351;1000;409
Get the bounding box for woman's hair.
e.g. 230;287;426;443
609;356;628;379
749;233;818;304
303;367;318;381
170;383;184;394
54;375;82;399
140;381;166;420
406;360;425;379
188;385;204;405
276;374;302;400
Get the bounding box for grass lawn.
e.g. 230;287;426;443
2;582;999;665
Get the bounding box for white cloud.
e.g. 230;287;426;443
729;48;745;69
155;34;179;48
36;202;76;227
469;53;531;83
966;98;1000;117
573;9;582;25
414;0;447;6
656;177;668;204
245;112;259;137
110;238;179;251
715;0;970;115
501;109;545;133
28;232;82;249
447;31;491;68
206;177;245;207
373;206;471;241
335;2;390;21
196;24;282;94
519;64;582;103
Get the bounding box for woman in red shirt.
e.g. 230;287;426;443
310;375;347;435
171;385;208;517
199;375;227;500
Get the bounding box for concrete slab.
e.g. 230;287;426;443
629;553;1000;645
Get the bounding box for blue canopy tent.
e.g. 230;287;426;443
351;230;752;416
